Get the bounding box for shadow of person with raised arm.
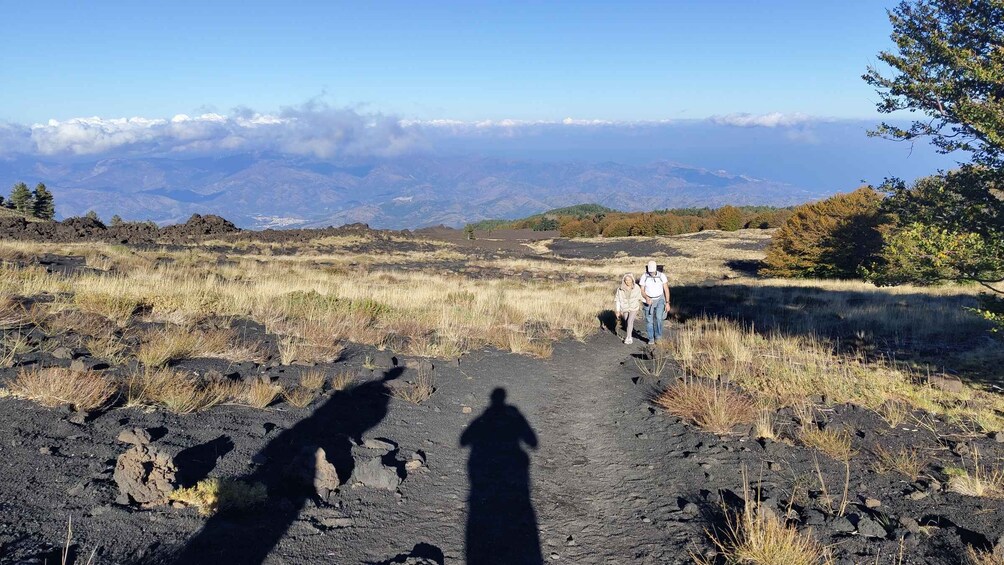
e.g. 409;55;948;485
460;388;542;565
170;366;404;565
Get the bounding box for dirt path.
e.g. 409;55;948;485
531;332;700;564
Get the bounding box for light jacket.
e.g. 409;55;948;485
615;282;643;313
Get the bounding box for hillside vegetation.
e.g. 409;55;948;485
468;203;793;238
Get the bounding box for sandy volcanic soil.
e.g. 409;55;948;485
2;324;1004;564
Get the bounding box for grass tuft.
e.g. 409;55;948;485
391;367;436;404
654;377;755;435
8;367;117;411
126;369;237;413
282;386;317;408
331;369;357;391
946;449;1004;498
872;445;926;481
697;470;832;565
240;379;281;409
799;428;855;461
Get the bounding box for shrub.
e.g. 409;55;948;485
9;367;117;411
761;187;887;278
169;478;267;516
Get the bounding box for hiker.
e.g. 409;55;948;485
614;273;642;344
640;260;670;344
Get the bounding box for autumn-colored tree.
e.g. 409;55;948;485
714;205;744;231
762;187;887;279
745;209;793;229
560;219;600;238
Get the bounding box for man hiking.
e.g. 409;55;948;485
639;260;670;344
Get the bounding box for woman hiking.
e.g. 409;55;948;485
614;273;643;344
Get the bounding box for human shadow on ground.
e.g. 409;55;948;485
174;435;234;487
460;388;542;565
170;367;403;564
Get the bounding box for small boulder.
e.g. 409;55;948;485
52;346;74;360
350;456;402;491
113;444;177;505
285;446;341;499
855;515;888;539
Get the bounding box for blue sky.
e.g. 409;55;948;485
2;0;901;123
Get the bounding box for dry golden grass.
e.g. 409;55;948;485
391;368;435;404
84;334;129;364
967;548;1004;565
754;410;778;441
0;240;608;359
125;369;236;413
73;288;144;325
654;377;755;435
635;342;672;378
946;450;1004;498
672;317;1004;431
799;428;855;461
168;478;267;516
0;297;31;329
8;367;117;411
136;326;202;367
872;445;926;481
282;386;317;408
698;471;832;565
0;331;34;368
300;370;326;391
331;369;356;391
240;379;281;409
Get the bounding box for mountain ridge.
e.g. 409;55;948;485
0;153;829;229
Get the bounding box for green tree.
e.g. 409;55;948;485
864;1;1004;326
9;182;33;215
85;210;101;223
110;214;124;227
864;0;1004;169
762;187;887;279
714;205;744;231
31;183;55;220
463;224;475;240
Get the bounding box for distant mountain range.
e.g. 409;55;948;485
0;153;831;229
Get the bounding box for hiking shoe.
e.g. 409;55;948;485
624;337;633;345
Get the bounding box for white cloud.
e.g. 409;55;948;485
708;112;815;128
0;104;424;159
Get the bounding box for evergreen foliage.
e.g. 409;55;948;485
32;183;55;220
9;183;33;215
